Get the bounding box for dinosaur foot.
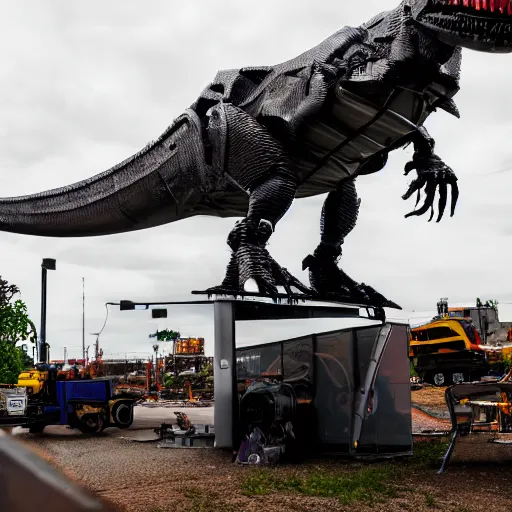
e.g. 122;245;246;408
302;254;401;310
205;243;312;300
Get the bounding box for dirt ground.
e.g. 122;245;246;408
14;430;512;512
411;385;452;432
10;399;512;512
411;386;449;415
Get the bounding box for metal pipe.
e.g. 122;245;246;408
39;258;56;364
39;266;47;364
82;277;85;359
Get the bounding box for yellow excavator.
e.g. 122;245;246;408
410;298;512;386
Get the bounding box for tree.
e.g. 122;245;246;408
149;329;180;342
0;340;23;383
0;276;37;345
20;346;34;369
0;275;37;383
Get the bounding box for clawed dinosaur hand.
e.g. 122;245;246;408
402;153;459;222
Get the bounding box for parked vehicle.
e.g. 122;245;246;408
0;364;135;434
410;315;488;386
410;298;512;386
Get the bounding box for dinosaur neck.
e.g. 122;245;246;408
363;4;461;90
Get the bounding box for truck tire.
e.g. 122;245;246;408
432;372;446;387
111;401;133;429
451;371;465;385
77;413;104;434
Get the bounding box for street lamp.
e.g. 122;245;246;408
118;300;167;318
39;258;56;364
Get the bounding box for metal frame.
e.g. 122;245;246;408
214;299;371;449
234;320;411;456
113;297;368;449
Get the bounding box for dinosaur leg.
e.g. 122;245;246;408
204;102;310;299
206;172;311;298
302;179;400;309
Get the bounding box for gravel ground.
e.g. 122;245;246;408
14;430;512;512
10;402;512;512
411;386;449;414
411;407;451;432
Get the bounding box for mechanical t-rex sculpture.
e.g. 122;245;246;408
0;0;510;309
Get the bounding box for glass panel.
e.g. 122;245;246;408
359;324;412;451
236;343;281;380
282;336;313;383
314;329;353;446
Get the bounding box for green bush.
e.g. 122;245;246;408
0;340;23;384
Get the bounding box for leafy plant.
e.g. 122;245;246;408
149;329;180;341
199;362;213;378
0;339;23;383
0;276;37;344
163;373;175;388
0;275;37;383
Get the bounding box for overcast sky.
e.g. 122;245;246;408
1;0;512;361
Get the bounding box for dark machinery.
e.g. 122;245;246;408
237;379;313;464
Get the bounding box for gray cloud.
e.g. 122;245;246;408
1;1;512;359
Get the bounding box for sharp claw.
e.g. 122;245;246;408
404;160;416;175
436;181;448;222
450;179;459;217
257;279;278;297
428;204;434;222
405;181;436;218
402;176;425;201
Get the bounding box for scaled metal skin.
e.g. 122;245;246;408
1;0;511;308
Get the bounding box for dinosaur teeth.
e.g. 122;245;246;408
438;0;512;13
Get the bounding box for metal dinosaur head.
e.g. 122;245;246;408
409;0;512;52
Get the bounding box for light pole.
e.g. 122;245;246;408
82;277;85;359
39;258;56;364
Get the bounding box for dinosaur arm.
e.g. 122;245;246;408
401;126;459;222
356;125;458;223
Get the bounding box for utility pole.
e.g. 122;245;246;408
39;258;56;364
82;277;85;359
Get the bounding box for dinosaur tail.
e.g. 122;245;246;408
0;110;211;237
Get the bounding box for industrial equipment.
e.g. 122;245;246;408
410;298;512;386
439;371;512;473
0;364;136;434
237;379;313;464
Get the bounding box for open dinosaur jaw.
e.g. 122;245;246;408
416;0;512;52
